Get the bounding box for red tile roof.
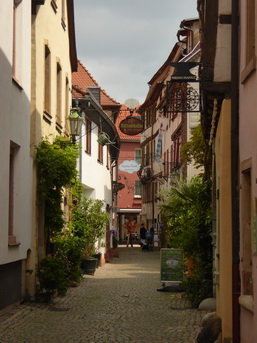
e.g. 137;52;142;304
72;59;120;108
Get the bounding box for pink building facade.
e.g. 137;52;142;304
115;105;142;242
239;1;257;341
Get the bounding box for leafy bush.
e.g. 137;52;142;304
71;198;109;258
36;256;69;301
52;231;85;283
159;177;213;307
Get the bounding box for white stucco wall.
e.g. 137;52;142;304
0;0;32;263
214;0;232;82
80;123;113;206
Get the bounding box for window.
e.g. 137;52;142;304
170;145;174;169
172;137;181;168
134;180;142;198
98;129;103;164
145;143;150;166
106;145;110;170
65;76;69;129
246;0;255;66
44;44;51;116
85;118;92;154
241;167;253;295
56;61;62;125
164;149;169;177
8;143;20;245
241;0;256;82
135;149;142;165
12;0;22;84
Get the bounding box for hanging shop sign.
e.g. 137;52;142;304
169;62;199;82
166;62;201;114
160;248;184;283
119;160;141;174
112;181;125;192
119;116;144;135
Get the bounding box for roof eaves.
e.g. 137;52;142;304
75;94;120;159
67;0;78;72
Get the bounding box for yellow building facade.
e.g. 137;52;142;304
213;99;233;340
27;0;77;298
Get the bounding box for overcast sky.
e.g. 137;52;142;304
74;1;198;105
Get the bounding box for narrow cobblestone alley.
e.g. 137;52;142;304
0;246;209;343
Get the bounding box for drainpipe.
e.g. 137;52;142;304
231;0;240;342
151;109;155;225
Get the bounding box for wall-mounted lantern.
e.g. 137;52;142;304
67;108;84;143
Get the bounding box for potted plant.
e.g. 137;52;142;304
92;251;102;268
71;197;109;275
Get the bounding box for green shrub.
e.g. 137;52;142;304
159;177;213;307
71;198;109;258
36;256;69;301
52;232;85;283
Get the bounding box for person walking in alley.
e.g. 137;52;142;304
146;227;154;251
126;217;134;247
140;223;147;250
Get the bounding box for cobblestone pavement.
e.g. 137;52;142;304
0;246;209;343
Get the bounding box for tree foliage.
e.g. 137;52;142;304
159;177;213;307
180;124;211;180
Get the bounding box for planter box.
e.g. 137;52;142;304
92;253;102;268
81;258;98;275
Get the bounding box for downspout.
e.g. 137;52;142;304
151;107;155;225
231;0;240;342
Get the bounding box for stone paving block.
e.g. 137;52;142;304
0;246;209;343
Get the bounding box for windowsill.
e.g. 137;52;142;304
8;235;20;247
56;120;63;134
241;56;257;84
12;77;23;91
239;294;254;313
51;0;57;12
61;18;66;31
43;110;52;125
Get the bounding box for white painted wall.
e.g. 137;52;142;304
214;0;232;82
0;0;33;263
80;123;113;205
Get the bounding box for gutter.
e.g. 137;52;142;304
77;94;120;143
74;93;120;160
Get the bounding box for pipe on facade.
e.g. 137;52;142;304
231;0;240;342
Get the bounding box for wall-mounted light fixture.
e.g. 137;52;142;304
67;108;84;143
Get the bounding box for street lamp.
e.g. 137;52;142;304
67;108;84;143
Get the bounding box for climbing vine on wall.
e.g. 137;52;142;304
35;137;80;248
